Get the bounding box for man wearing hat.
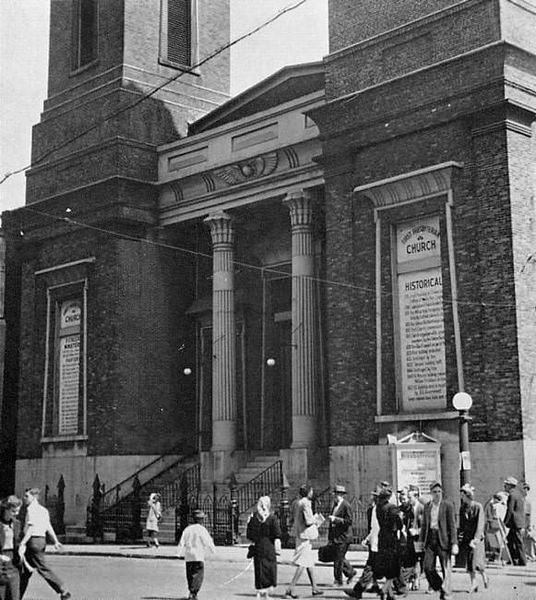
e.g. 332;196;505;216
504;476;527;566
329;484;356;586
177;509;216;600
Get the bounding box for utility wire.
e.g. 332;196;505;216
0;0;311;186
20;205;536;313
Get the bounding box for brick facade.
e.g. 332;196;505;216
311;0;536;466
1;0;535;517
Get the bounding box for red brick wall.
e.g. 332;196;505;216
329;0;473;51
14;219;198;459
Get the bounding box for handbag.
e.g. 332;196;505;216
318;543;337;563
247;544;255;559
300;523;319;540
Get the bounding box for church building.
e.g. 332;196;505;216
1;0;535;534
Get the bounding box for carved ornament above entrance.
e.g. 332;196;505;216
214;152;279;186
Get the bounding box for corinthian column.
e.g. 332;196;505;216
283;191;317;448
204;211;236;451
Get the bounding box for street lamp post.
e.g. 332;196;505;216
452;392;473;486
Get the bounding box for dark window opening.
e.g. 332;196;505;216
72;0;98;70
167;0;192;66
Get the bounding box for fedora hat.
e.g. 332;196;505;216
333;484;347;494
504;476;518;486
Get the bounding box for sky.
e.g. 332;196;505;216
0;0;328;216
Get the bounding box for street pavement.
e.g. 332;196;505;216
21;544;536;600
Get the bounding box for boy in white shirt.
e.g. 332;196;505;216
177;509;215;600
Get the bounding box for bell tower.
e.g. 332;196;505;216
27;0;230;205
1;0;230;525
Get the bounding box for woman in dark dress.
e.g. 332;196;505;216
374;487;404;600
459;484;489;593
247;496;282;600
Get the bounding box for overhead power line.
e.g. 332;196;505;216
0;0;311;186
20;205;536;313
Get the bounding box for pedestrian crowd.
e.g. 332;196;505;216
1;475;534;600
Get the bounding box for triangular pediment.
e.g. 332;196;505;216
189;60;325;134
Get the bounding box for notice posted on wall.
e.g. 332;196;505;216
396;446;441;494
59;334;80;434
398;267;446;411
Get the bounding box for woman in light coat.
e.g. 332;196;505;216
285;484;323;598
146;492;162;547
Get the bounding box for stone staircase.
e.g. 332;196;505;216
234;452;282;487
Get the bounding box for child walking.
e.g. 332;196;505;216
177;509;216;600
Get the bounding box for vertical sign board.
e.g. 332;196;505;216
59;300;81;435
395;442;442;494
397;217;447;411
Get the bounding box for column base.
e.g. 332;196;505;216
291;415;316;449
212;420;236;452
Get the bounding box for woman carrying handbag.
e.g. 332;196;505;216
285;484;324;598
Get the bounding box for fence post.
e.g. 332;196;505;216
115;485;121;537
228;472;239;545
280;472;291;548
88;474;104;542
131;475;142;541
56;475;65;535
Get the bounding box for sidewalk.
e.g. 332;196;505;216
59;542;369;565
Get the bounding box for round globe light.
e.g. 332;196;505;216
266;358;276;367
452;392;473;411
183;367;192;376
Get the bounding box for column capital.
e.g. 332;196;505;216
204;211;234;247
283;190;314;228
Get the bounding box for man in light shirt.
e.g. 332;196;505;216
18;488;72;600
345;487;381;599
177;509;216;600
419;482;457;600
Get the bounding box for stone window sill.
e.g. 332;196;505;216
375;411;459;423
41;435;88;444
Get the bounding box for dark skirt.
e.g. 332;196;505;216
460;539;486;573
253;537;277;589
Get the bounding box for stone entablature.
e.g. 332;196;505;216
158;91;324;224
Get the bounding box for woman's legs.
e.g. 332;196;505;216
287;566;304;594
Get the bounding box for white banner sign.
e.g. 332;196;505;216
397;217;446;411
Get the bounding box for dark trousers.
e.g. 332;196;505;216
507;528;527;566
186;561;204;594
352;552;378;598
0;553;20;600
423;530;452;600
333;542;354;584
19;537;65;598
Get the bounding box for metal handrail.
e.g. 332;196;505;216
235;460;284;516
157;462;201;509
99;430;205;512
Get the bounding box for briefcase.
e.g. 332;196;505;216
318;543;337;563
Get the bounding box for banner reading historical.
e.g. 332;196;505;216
397;217;446;411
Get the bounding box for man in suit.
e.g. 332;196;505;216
329;484;356;586
504;476;527;566
419;482;458;600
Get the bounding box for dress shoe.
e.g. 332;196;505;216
312;591;324;597
284;591;299;599
346;570;357;584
